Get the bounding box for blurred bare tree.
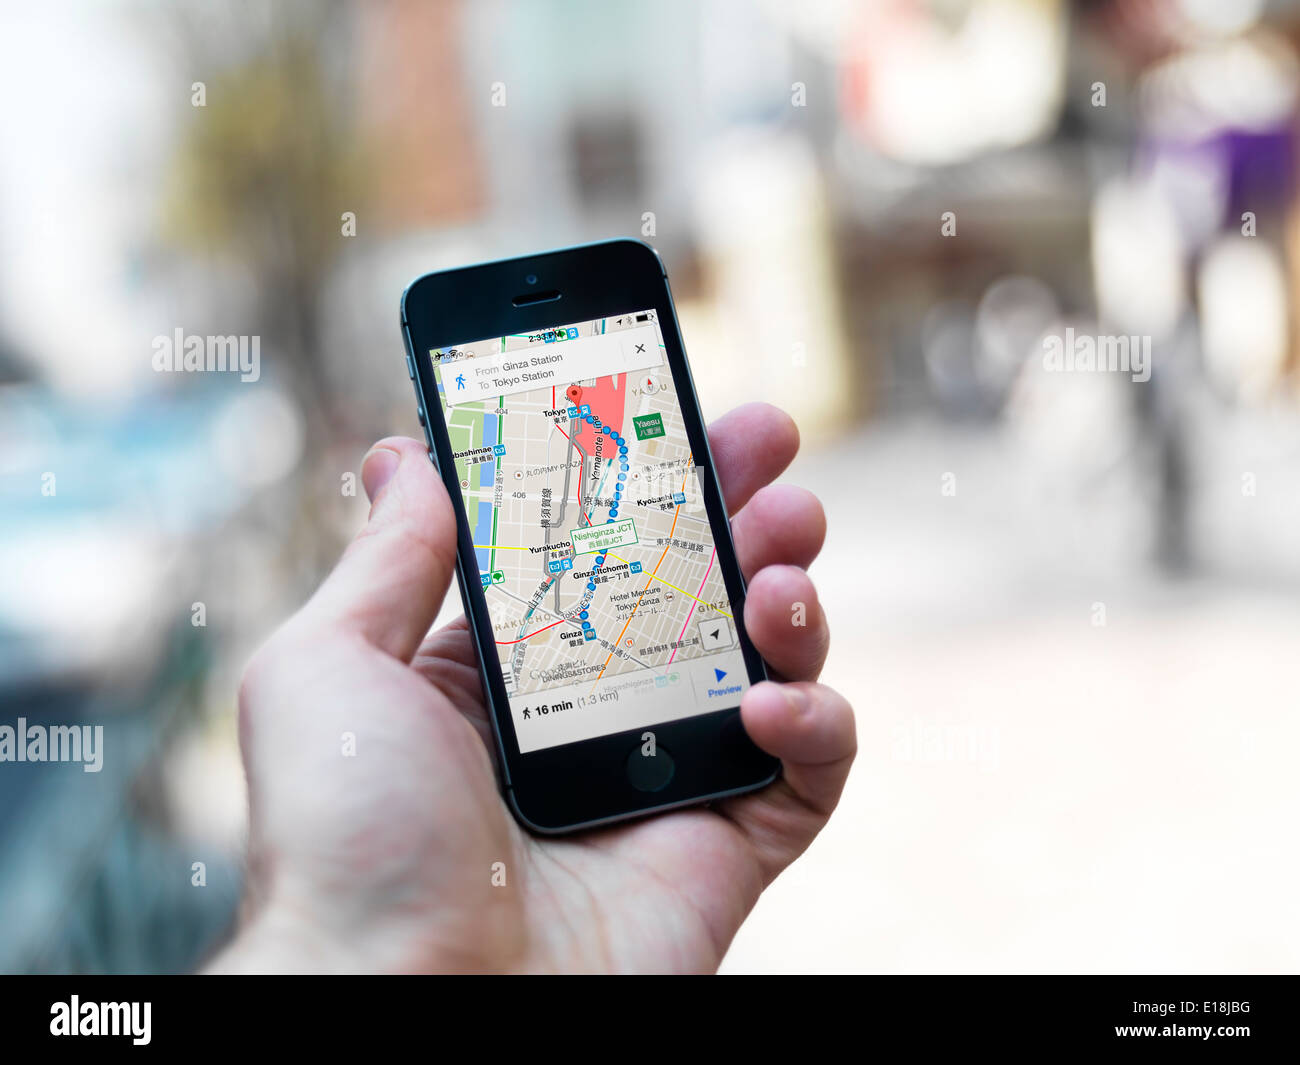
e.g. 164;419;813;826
159;0;367;580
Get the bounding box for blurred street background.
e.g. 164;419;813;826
2;0;1299;973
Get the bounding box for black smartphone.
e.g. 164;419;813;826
399;239;779;833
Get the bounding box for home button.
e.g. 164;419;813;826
626;745;675;792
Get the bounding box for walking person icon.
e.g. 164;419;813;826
455;372;466;391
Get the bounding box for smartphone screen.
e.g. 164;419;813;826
429;309;748;754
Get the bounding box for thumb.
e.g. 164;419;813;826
293;436;459;661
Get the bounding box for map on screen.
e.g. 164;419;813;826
431;310;749;752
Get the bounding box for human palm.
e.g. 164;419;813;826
217;403;853;974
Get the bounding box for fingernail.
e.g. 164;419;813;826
361;447;401;502
783;685;809;717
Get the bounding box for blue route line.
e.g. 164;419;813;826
572;407;631;641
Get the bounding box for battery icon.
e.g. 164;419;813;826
635;313;650;322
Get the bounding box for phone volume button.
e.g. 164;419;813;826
417;405;436;452
401;318;418;380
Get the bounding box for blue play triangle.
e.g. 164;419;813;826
714;668;727;682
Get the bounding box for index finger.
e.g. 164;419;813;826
706;403;799;515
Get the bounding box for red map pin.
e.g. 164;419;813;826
566;385;583;405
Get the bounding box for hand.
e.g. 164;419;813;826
211;403;854;973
